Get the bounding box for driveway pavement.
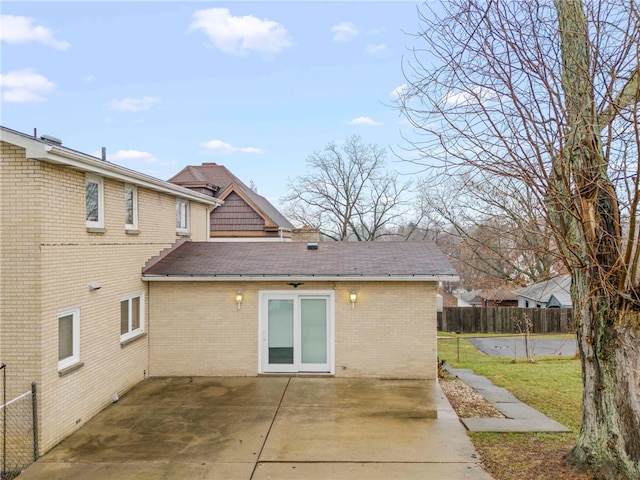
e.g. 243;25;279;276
467;336;577;357
19;376;492;479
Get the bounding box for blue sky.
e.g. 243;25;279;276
1;1;429;207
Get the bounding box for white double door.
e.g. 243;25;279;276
259;291;334;374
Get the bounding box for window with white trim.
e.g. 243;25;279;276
124;184;138;230
58;308;80;370
120;292;144;342
86;174;104;228
176;199;189;233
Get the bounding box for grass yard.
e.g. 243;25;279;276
437;333;590;480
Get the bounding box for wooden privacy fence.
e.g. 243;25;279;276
438;307;574;334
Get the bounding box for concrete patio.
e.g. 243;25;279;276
19;376;492;479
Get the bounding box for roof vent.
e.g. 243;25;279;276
307;242;318;250
40;134;62;146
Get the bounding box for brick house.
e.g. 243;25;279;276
169;163;295;241
0;127;221;453
1;126;457;457
143;241;458;379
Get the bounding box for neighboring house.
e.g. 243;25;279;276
452;288;518;307
477;289;519;307
512;275;572;308
0;127;221;454
452;289;481;307
169;163;295;241
142;241;458;379
547;292;573;308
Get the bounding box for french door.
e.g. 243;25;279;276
259;291;334;373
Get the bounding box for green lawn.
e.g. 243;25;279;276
437;333;583;432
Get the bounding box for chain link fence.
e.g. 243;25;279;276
1;365;37;480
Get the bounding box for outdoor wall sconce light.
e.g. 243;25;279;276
235;291;244;310
350;290;357;309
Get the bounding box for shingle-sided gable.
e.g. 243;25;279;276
169;163;294;233
143;241;459;281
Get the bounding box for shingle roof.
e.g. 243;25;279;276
512;275;571;303
168;163;294;230
143;241;458;281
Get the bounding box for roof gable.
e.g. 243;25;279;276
169;163;294;230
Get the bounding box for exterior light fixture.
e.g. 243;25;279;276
350;290;357;309
235;291;244;310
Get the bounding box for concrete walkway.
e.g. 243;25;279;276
447;367;571;433
19;376;493;480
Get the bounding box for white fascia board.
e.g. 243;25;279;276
2;130;222;208
142;274;460;282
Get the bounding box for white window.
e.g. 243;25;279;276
58;308;80;370
86;174;104;228
124;184;138;230
120;293;144;342
176;199;189;233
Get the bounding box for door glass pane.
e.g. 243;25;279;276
301;298;327;364
268;299;294;364
59;314;73;360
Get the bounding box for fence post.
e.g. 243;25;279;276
31;382;38;461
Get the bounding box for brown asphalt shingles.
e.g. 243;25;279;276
143;241;458;279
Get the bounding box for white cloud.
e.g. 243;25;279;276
390;84;407;100
189;8;291;56
442;87;496;106
95;149;158;164
108;96;160;112
201;139;264;154
331;22;359;42
0;14;69;50
348;116;382;126
0;68;55;103
365;43;387;55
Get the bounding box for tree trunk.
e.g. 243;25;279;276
553;2;640;476
571;271;640;479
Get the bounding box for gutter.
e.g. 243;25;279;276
142;274;460;282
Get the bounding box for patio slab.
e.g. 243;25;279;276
19;376;493;480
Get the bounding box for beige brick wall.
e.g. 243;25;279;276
149;280;437;380
0;142;43;400
1;141;211;453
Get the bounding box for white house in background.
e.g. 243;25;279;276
452;289;481;307
512;275;572;308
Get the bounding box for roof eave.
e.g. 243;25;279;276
2;129;222;207
142;274;460;282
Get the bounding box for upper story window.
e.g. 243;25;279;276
176;199;189;233
58;308;80;371
86;174;104;228
124;184;138;230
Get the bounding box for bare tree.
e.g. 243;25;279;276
417;172;565;288
400;1;639;478
282;135;413;241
